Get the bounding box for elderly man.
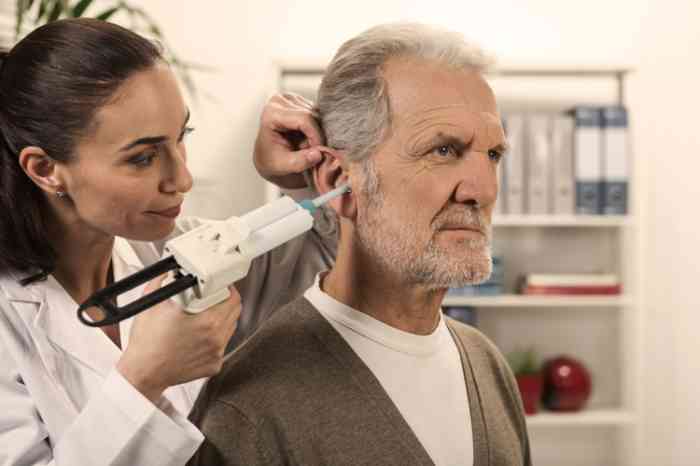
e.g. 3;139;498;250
188;23;531;466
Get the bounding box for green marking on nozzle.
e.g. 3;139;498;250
299;199;316;214
299;184;350;214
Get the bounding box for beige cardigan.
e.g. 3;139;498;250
188;298;531;466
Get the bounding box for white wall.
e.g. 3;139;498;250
627;1;700;464
141;1;699;463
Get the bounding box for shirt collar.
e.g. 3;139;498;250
304;273;448;356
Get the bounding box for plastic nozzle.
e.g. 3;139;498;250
300;184;350;214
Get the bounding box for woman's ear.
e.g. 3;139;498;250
312;148;356;220
18;147;66;196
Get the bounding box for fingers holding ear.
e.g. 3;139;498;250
312;148;355;219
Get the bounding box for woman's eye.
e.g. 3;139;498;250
488;149;503;162
178;126;195;143
129;149;158;167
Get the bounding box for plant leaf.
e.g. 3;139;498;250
36;0;49;23
71;0;94;17
95;6;120;21
47;0;65;22
15;0;26;37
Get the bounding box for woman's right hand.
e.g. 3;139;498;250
116;273;241;403
253;92;326;189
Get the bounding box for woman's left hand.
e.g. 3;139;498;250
253;92;329;189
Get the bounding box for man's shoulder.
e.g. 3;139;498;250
222;296;324;375
195;296;339;419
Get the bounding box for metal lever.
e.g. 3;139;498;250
77;256;198;327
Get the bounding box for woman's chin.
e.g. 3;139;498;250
121;221;176;242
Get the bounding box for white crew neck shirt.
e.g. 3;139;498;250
304;275;474;466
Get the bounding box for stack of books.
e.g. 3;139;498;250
519;273;622;295
498;106;629;216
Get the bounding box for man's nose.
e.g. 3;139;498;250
160;149;193;194
453;152;498;208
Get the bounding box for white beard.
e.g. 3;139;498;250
354;160;493;290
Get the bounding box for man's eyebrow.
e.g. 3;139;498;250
119;109;191;152
429;133;469;152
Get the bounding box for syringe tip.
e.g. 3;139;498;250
299;199;316;214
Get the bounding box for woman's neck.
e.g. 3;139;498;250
46;202;115;305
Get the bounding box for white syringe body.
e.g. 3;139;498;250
163;196;313;313
163;185;348;313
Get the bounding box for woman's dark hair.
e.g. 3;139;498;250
0;18;163;284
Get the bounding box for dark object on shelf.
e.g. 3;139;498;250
542;355;592;411
443;306;477;327
507;348;543;415
516;373;544;415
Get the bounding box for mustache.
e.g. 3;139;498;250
432;206;489;232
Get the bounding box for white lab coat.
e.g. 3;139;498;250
0;200;336;466
0;238;205;466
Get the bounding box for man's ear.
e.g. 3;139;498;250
312;148;356;219
18;147;66;196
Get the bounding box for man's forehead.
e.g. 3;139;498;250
399;104;501;128
382;57;497;115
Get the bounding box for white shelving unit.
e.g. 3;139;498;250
278;61;641;466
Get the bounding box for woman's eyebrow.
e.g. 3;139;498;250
119;109;190;152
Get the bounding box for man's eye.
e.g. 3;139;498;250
488;149;503;162
178;126;195;143
434;144;456;157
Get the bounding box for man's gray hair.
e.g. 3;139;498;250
316;22;493;164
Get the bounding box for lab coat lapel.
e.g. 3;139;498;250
33;275;121;377
26;237;146;377
0;278;79;435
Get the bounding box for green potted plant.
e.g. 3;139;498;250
14;0;207;98
506;347;543;415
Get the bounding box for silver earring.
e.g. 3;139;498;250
56;191;67;199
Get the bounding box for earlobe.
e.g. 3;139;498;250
19;146;66;196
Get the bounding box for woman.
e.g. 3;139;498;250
0;18;333;466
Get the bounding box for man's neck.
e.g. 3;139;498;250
322;235;446;336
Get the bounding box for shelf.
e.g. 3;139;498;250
492;215;631;227
526;409;636;427
442;295;629;308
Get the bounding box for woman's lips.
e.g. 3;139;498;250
148;204;182;219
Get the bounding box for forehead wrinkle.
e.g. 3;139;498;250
403;120;470;156
399;104;475;127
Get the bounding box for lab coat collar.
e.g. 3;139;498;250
2;238;146;377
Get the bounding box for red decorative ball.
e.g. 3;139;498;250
542;355;592;411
